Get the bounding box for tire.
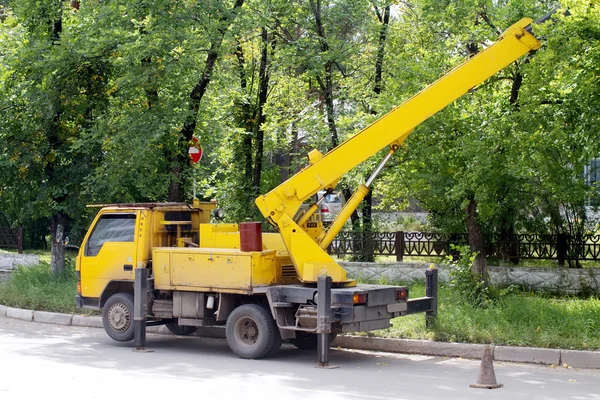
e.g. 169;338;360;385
289;331;337;350
226;304;279;359
165;322;199;336
266;332;283;358
263;308;282;358
102;293;135;342
258;303;282;358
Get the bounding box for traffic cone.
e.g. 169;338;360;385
470;345;503;389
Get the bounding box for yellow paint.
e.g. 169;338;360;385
296;203;319;227
153;247;277;291
198;224;295;285
199;223;241;249
277;213;353;285
319;184;369;249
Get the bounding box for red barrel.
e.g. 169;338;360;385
240;222;262;252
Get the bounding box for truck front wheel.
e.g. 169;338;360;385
226;304;280;359
102;293;135;342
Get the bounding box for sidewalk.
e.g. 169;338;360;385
1;303;599;369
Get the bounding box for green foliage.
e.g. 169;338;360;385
445;245;492;307
0;0;599;257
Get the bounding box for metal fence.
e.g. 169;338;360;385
0;227;23;254
327;231;600;264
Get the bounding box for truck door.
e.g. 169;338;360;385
79;212;139;298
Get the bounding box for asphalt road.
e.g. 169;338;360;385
1;315;599;400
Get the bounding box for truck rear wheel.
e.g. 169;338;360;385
165;322;198;336
226;304;279;359
102;293;135;342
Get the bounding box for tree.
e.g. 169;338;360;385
1;0;597;283
0;1;111;272
376;0;600;276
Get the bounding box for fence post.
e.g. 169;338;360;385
395;231;404;261
557;233;567;267
16;227;23;254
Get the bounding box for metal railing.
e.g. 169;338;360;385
0;227;23;254
327;231;600;264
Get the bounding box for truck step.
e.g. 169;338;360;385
271;302;293;308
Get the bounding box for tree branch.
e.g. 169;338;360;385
479;12;501;36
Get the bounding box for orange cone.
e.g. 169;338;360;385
470;345;503;389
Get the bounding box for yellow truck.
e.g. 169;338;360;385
76;15;545;360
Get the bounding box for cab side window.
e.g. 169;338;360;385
85;214;136;257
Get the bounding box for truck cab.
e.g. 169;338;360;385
76;200;216;310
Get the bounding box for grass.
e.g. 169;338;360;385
0;260;82;314
369;282;600;350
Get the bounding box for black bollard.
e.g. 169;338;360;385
425;267;438;328
316;275;337;369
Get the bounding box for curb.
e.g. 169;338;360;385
1;305;598;369
332;336;564;367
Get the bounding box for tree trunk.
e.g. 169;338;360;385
357;191;375;262
142;56;159;109
499;217;519;264
234;41;254;185
510;69;523;106
310;0;358;225
168;0;245;201
356;4;391;262
50;213;67;274
280;122;300;181
252;27;270;195
167;164;185;202
373;5;390;97
48;4;66;274
465;198;488;283
310;0;339;148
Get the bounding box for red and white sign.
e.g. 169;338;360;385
189;136;203;163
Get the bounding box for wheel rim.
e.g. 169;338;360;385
108;302;131;332
234;316;260;348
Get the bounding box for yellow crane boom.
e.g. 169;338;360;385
255;17;542;285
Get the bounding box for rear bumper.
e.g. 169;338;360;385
267;283;436;334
